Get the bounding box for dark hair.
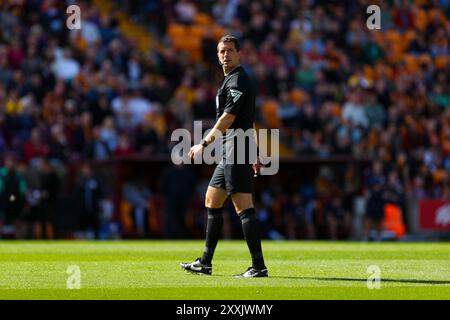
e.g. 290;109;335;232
217;35;240;51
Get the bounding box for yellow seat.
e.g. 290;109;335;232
171;36;185;50
289;88;306;105
419;53;432;65
184;36;201;50
167;23;186;39
119;200;134;232
428;8;445;25
212;25;226;40
414;8;428;31
332;103;341;117
261;99;281;128
373;32;385;46
434;55;449;69
404;55;419;73
363;65;375;81
403;30;416;45
386;30;401;43
174;35;200;51
189;25;205;38
195;13;213;26
414;0;430;5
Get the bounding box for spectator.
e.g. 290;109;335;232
364;90;386;129
111;90;134;130
48;123;70;164
84;126;111;160
99;116;118;153
326;196;352;240
122;178;152;237
342;89;369;129
23;128;49;166
51;48;80;81
32;158;60;239
161;160;195;238
364;161;386;241
135;120;159;155
69;7;101;46
174;0;197;25
277;90;299;129
115;133;134;157
7;37;25;70
90;94;113;127
0;154;26;238
75;163;104;239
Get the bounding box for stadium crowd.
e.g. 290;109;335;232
0;0;449;239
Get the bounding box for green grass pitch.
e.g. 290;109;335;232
0;240;448;300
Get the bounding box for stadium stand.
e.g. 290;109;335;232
0;0;448;240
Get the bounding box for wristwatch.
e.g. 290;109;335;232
200;139;208;147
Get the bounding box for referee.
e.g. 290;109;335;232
181;35;267;277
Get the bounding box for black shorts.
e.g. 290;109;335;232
208;161;253;196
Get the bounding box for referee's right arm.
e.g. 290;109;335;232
188;112;235;159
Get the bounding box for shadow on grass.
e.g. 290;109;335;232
268;276;450;285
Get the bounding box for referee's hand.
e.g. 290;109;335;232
188;144;204;160
253;157;263;177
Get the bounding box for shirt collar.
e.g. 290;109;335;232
225;65;241;77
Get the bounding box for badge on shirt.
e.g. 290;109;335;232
230;89;242;103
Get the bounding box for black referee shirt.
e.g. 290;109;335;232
215;66;256;162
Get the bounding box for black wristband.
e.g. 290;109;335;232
200;139;208;147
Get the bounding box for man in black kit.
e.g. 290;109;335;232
181;35;268;278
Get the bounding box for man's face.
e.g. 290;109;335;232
217;41;240;69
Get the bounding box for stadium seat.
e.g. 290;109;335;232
195;13;213;26
428;8;446;25
289;88;307;105
261;99;282;128
119;200;134;233
148;196;165;237
167;23;187;39
434;55;449;70
188;25;205;39
386;30;401;43
404;55;419;73
413;8;428;31
404;30;416;44
212;25;226;40
363;65;376;81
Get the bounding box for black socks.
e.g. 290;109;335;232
200;207;266;270
239;208;266;270
200;208;223;265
